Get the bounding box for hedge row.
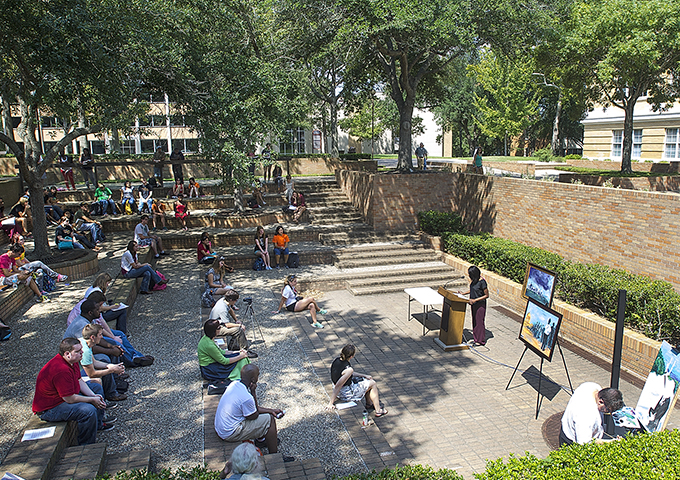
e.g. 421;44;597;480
441;232;680;344
417;211;468;237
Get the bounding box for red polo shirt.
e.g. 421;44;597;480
32;354;81;413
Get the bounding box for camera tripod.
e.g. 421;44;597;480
242;297;265;346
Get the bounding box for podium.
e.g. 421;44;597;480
434;286;469;351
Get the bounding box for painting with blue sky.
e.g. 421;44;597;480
522;263;556;308
519;298;563;361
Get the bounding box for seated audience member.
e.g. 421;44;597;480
328;344;387;416
172;178;184;198
74;202;105;244
0;319;11;341
80;324;128;401
188;177;201;198
151;199;168;231
291;191;306;223
251;181;266;207
209;290;256;354
254;226;272;270
220;442;271;480
272;226;289;269
198;231;217;265
65;293;154;367
275;274;326;329
204;256;234;299
11;235;68;285
55;216;101;251
560;382;624;446
120;181;137;214
134;214;166;258
83;272;128;333
198;319;251;382
0;244;48;302
137;178;153;213
285;175;294;205
94;183;117;215
43;187;64;224
32;338;113;445
121;240;167;295
174;194;189;230
214;364;288;456
3;197;31;236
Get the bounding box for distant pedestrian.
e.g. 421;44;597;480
472;146;483;174
261;143;272;183
152;147;166;187
80;148;96;189
170;147;185;184
415;142;428;170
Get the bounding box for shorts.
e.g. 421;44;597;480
274;247;289;255
338;378;371;402
286;302;297;312
222;413;272;442
137;238;153;247
1;274;29;286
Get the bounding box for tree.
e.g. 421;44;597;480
345;0;476;170
470;50;539;156
559;0;680;172
0;0;183;257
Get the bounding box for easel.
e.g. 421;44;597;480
506;339;574;419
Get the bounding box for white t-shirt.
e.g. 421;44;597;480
214;381;257;440
561;382;604;444
134;223;148;242
209;298;231;323
121;251;136;273
282;285;297;307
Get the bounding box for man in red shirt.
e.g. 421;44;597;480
32;338;112;444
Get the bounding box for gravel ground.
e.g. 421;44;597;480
0;233;365;477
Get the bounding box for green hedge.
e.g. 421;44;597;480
342;464;463;480
417;211;467;237
340;153;372;160
477;430;680;480
442;232;680;343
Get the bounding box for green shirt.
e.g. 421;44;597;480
197;335;229;367
94;187;112;201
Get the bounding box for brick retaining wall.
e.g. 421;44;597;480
337;170;680;291
558;173;680;191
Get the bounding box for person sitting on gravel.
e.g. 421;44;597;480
134;214;166;258
199;319;251;382
65;293;154;368
205;255;235;299
0;243;49;302
220;442;272;480
121;240;168;295
272;225;289;269
214;364;289;458
327;344;387;417
80;324;128;402
32;337;112;445
209;289;256;353
198;231;217;265
275;274;326;329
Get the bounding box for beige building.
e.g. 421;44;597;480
582;100;680;161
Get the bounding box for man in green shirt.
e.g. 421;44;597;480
198;319;250;382
94;183;116;215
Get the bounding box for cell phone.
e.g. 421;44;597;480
276;410;285;419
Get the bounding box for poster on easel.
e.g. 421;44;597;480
635;341;680;432
518;298;563;362
521;263;557;308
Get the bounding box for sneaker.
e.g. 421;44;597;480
319;309;328;315
285;265;289;269
266;266;272;270
99;422;115;432
107;393;128;402
282;455;295;463
103;415;117;424
133;355;154;367
106;402;118;410
118;372;130;380
247;350;259;358
57;274;68;282
36;295;49;303
154;254;160;258
0;326;11;341
311;322;324;329
160;251;167;255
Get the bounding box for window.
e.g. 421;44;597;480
665;128;679;159
41;117;60;128
632;129;642;159
611;130;622;158
151;115;167;127
279;128;305;154
121;139;136;154
90;141;106;155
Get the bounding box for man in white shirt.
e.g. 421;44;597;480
209;290;251;352
559;382;624;446
214;364;283;453
134;215;165;258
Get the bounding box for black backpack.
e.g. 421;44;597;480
253;258;265;271
287;252;300;268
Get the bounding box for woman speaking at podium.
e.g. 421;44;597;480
458;265;489;346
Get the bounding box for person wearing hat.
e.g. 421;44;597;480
559;382;624;446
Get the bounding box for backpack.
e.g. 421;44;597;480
287;252;300;268
201;290;216;308
252;258;265;271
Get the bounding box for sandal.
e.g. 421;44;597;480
375;409;388;417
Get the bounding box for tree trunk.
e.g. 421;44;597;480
551;91;562;156
110;129;121;153
234;187;245;213
621;100;636;174
396;102;415;171
329;100;339;158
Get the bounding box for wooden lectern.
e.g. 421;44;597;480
434;286;469;351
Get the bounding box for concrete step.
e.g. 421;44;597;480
282;457;326;480
50;444;107;480
105;449;152;475
336;251;439;269
349;279;460;296
334;242;429;257
346;270;464;290
311;215;364;225
320;232;420;245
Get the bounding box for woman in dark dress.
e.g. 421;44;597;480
459;265;489;346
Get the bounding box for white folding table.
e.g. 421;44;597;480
405;287;444;335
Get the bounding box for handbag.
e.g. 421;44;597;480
58;237;74;249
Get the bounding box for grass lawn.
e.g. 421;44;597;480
554;166;680;178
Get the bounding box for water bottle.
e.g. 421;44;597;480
12;277;18;289
362;410;369;426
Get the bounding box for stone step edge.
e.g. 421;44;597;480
317;264;458;283
346;273;466;289
337;256;440;269
349;281;460;296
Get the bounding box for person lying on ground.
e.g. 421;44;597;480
327;344;388;417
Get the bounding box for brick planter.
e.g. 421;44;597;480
48;250;100;280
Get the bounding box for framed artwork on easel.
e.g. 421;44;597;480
521;262;557;308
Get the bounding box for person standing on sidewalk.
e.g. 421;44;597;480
415;142;428;170
170;147;185;185
80;148;96;189
458;265;489;346
153;146;166;187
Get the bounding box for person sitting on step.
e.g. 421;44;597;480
80;324;128;402
134;214;166;258
198;231;217;265
0;243;50;302
274;274;326;329
328;344;388;417
120;240;168;295
272;225;289;268
198;319;251;383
